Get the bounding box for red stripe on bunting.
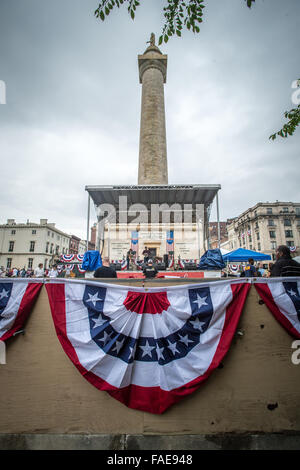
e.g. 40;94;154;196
123;291;170;314
46;283;120;393
46;281;251;414
254;283;300;339
1;282;43;342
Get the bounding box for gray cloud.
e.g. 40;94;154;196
0;0;299;237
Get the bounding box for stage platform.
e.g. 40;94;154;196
116;270;221;279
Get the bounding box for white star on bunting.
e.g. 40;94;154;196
92;315;107;328
140;340;155;358
193;294;208;310
156;345;165;360
178;333;194;347
190;317;206;332
0;288;9;300
112;339;125;354
287;289;298;297
86;292;102;307
128;344;137;360
167;340;179;355
101;331;113;346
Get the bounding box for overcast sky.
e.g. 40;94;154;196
0;0;299;239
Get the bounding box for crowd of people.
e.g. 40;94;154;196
0;263;59;278
223;245;300;278
2;245;299;281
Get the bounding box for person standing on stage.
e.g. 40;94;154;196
142;246;150;264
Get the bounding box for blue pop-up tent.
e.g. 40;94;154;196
222;248;271;262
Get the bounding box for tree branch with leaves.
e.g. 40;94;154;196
94;0;299;139
95;0;255;44
269;80;300;140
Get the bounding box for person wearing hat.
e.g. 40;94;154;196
142;259;158;279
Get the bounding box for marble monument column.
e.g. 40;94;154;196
138;34;168;185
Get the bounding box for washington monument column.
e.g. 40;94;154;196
138;33;168;185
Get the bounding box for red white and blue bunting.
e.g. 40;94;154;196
46;278;251;413
61;254;75;263
0;279;43;341
254;278;300;338
1;277;300;414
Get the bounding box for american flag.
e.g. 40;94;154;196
166;230;174;254
46;278;251;414
130;231;139;256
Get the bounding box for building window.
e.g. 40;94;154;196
258;242;261;251
46;242;49;253
52;233;54;238
269;231;276;239
48;231;50;236
296;207;300;215
28;258;33;269
8;241;14;252
11;229;16;235
286;241;294;247
55;245;59;255
268;220;275;226
283;207;289;213
32;229;36;235
271;241;277;250
249;235;252;243
285;230;293;238
29;241;35;252
50;243;53;254
284;219;291;226
7;258;12;269
250;245;252;250
256;232;260;240
267;208;273;215
255;222;258;229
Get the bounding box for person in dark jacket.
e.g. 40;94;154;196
244;258;257;277
270;245;300;277
94;257;117;278
142;259;158;279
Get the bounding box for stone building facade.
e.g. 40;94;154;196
225;202;300;259
0;219;71;270
209;221;228;249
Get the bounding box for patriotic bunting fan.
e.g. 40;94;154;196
46;279;250;414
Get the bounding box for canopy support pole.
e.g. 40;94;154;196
216;191;220;249
86;193;90;252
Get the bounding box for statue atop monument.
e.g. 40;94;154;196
147;32;155;47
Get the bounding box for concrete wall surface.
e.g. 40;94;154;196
0;281;300;449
